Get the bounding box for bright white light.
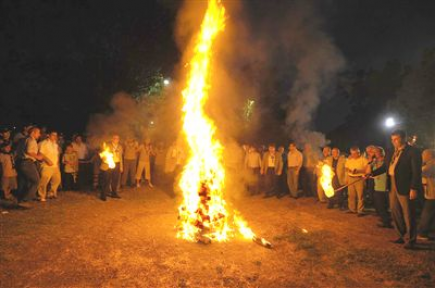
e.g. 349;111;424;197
385;117;396;128
163;78;170;86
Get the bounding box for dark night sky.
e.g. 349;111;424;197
1;0;435;135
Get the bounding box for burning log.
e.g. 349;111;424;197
253;236;273;249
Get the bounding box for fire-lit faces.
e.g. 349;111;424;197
374;148;384;159
65;145;74;153
332;148;340;159
391;134;405;150
2;131;11;140
323;147;331;157
75;136;83;144
49;132;58;142
289;143;296;151
350;149;361;158
31;128;41;140
112;135;120;145
268;146;276;154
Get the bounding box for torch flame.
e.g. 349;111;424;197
99;143;116;169
320;164;335;198
177;0;257;243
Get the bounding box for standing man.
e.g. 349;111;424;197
100;134;123;201
72;135;89;190
261;144;283;197
325;148;347;209
38;131;62;201
121;136;139;188
16;127;43;202
245;146;262;195
373;130;422;249
287;142;303;199
345;146;370;216
301;144;319;198
136;139;154;188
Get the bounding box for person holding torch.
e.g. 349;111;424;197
99;134;123;201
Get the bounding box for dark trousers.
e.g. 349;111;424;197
63;173;76;191
101;163;121;197
18;160;40;201
301;167;316;197
121;159;136;187
365;178;375;206
419;199;435;236
374;191;391;225
391;177;417;243
78;162;91;190
247;167;261;195
264;168;277;196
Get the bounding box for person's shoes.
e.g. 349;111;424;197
111;193;121;199
390;238;405;244
327;204;334;209
357;213;367;218
345;210;356;214
38;198;47;202
276;194;285;199
136;183;141;188
417;234;430;241
100;195;107;201
148;183;154;188
404;242;416;250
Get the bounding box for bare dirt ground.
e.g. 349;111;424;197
1;187;434;288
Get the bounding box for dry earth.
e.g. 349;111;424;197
1;187;434;288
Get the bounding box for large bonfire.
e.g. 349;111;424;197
176;0;269;247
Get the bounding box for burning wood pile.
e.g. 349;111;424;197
175;0;271;249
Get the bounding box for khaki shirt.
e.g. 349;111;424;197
39;139;60;167
63;152;79;173
345;156;369;177
24;137;38;161
245;151;262;169
0;153;17;177
124;140;138;160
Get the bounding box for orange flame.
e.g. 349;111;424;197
320;164;335;198
99;143;116;169
177;0;256;243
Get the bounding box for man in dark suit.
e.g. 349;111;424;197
372;130;422;249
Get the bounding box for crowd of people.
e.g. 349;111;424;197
242;130;435;249
0;125;434;249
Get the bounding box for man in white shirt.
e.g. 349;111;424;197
38;131;61;201
72;135;89;189
345;146;371;216
287;142;303;198
245;146;262;195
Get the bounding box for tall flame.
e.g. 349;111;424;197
177;0;255;243
320;164;335;198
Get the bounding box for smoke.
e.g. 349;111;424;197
280;1;346;147
85;0;345;197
